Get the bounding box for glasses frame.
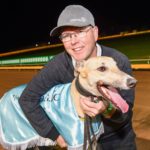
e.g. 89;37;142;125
59;26;93;42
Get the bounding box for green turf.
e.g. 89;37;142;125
98;33;150;59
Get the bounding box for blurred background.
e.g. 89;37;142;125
0;0;150;52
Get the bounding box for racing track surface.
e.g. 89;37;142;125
0;70;150;150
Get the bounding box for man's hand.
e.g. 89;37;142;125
80;97;107;117
56;135;67;148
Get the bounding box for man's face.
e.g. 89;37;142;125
60;26;98;61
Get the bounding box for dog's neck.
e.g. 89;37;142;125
71;79;85;118
71;76;108;118
75;76;96;97
71;77;98;118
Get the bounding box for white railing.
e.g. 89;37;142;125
0;56;54;66
130;58;150;64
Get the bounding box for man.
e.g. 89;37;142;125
19;5;137;150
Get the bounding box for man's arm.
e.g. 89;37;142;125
19;52;74;140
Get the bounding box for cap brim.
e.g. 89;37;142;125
50;24;91;36
50;26;65;37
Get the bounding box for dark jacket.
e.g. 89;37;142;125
19;45;135;141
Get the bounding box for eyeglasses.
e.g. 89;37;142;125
59;26;93;42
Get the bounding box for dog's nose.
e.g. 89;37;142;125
127;78;137;88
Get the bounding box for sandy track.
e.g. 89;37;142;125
0;70;150;150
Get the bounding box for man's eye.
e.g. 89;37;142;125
62;34;69;38
79;30;84;33
79;30;85;34
97;66;106;72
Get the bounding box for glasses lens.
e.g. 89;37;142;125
60;26;92;42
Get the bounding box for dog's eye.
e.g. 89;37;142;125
97;66;106;72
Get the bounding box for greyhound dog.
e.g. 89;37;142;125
0;56;137;150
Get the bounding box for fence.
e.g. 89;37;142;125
130;58;150;64
0;56;150;70
0;56;54;66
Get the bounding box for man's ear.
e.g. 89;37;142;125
74;60;87;78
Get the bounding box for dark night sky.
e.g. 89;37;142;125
1;0;150;53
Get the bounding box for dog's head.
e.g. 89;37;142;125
75;56;137;96
75;56;137;95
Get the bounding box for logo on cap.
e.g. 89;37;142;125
70;17;86;23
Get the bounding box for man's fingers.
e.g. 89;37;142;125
56;135;67;148
80;98;106;115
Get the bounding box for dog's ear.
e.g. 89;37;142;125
74;60;87;78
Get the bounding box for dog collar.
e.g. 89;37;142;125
75;75;96;97
75;76;109;104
